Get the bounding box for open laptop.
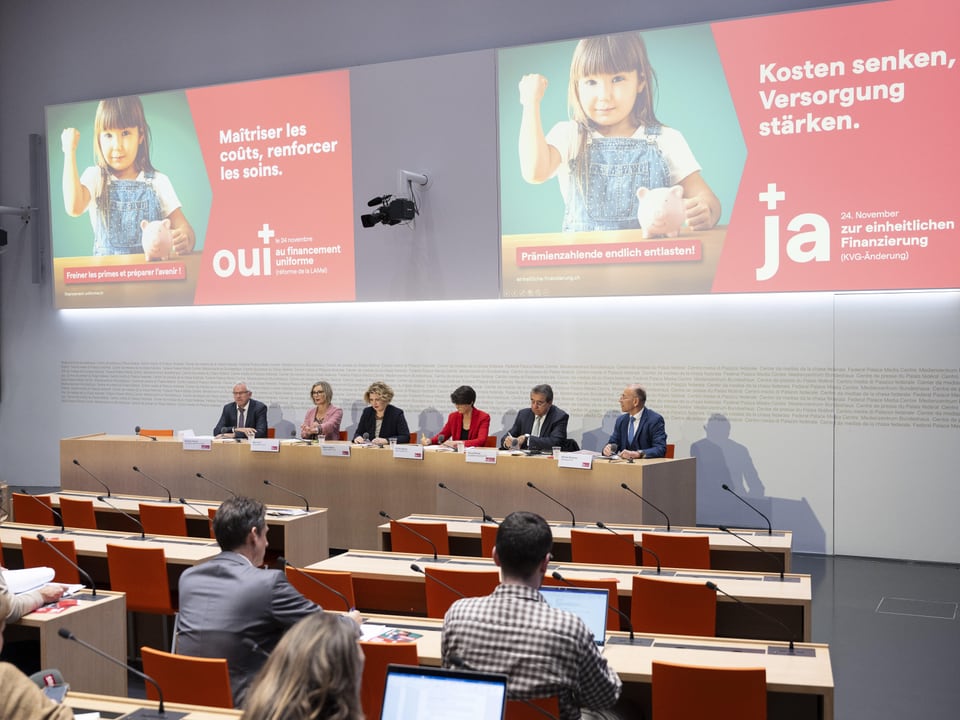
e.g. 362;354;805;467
539;585;610;647
380;664;508;720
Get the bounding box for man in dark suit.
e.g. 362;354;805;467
603;384;667;459
176;496;360;706
502;384;569;453
214;382;268;438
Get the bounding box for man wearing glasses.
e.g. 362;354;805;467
214;382;269;438
502;383;570;452
602;384;667;459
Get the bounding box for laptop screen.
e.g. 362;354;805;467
539;585;609;646
380;664;508;720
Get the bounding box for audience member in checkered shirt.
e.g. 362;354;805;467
441;511;625;720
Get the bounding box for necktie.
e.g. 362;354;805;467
237;406;245;429
628;415;636;446
532;415;542;437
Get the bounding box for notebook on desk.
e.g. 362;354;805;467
539;585;610;647
380;664;508;720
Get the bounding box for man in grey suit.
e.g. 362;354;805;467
176;496;360;706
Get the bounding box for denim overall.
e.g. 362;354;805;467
562;125;670;232
94;171;163;255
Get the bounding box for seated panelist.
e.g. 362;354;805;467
422;385;491;448
300;380;343;441
353;381;410;447
602;384;667;459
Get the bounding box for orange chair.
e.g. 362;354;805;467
409;432;418;444
359;642;419;720
423;566;499;618
140;646;233;709
60;497;98;529
541;575;621;631
505;696;561;719
207;506;218;538
266;427;276;439
285;566;356;611
106;543;178;654
652;660;767;720
631;576;716;637
339;430;348;441
21;536;81;584
139;429;174;438
389;520;450;556
12;492;56;525
570;529;636;566
480;523;499;558
664;443;676;458
641;532;711;570
139;503;188;537
483;435;497;448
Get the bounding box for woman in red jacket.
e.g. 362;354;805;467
422;385;491;449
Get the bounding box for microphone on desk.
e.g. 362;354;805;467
37;533;98;597
263;479;310;511
195;472;238;498
595;521;659;574
411;562;467;600
242;637;271;659
526;481;575;527
705;581;795;652
17;489;65;532
97;496;147;540
380;511;439;561
72;459;111;498
278;556;353;612
551;569;635;643
178;496;210;521
619;482;670;531
721;484;772;535
131;466;172;503
58;627;180;720
134;425;157;441
437;482;497;524
718;525;784;580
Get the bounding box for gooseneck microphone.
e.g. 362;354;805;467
705;581;795;651
58;627;181;720
196;472;238;498
242;637;271;659
37;534;99;596
263;479;310;511
18;489;65;532
135;426;158;441
721;484;772;535
178;497;209;520
438;482;497;524
380;511;439;560
551;569;634;643
718;525;784;579
97;496;147;540
132;466;172;502
278;556;353;612
526;481;575;527
411;563;467;599
72;458;111;497
595;521;660;573
619;482;670;531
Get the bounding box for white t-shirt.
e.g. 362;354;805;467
79;166;182;236
545;121;701;206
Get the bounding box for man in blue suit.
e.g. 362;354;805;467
602;385;667;459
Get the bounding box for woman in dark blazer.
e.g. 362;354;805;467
353;381;411;445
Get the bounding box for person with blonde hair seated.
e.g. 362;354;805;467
352;381;410;446
242;612;364;720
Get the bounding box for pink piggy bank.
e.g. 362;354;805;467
636;185;684;238
140;218;173;261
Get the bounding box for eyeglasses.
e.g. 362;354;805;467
312;390;326;396
233;390;251;396
530;398;548;407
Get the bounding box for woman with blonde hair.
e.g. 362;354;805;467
352;381;411;446
242;613;364;720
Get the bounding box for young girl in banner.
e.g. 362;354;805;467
62;95;195;256
518;31;720;233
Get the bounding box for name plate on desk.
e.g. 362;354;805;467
392;444;424;460
465;448;498;464
251;439;281;453
182;437;213;451
321;443;351;457
558;452;593;470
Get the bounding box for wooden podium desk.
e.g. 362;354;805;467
61;434;696;551
311;550;811;642
379;514;793;572
8;591;127;696
48;490;328;567
66;692;242;718
1;522;219;593
359;612;833;720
